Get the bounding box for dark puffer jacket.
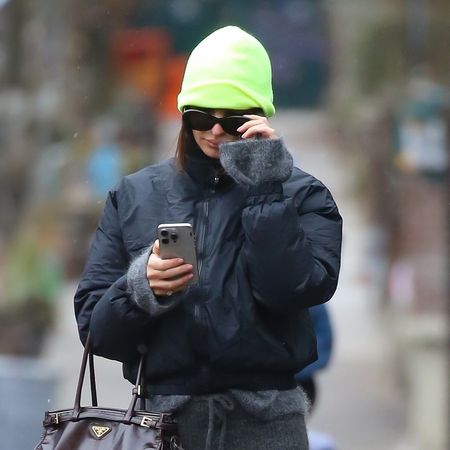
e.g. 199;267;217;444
74;151;342;395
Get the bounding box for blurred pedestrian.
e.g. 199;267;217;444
87;117;124;200
296;304;333;411
75;26;342;450
296;304;337;450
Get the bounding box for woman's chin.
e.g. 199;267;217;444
200;146;220;159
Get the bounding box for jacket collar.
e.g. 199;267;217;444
183;141;231;189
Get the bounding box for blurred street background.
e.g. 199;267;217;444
0;1;448;449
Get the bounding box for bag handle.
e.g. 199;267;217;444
72;333;145;420
88;351;98;406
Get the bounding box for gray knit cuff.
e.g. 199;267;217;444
127;248;181;316
219;138;293;187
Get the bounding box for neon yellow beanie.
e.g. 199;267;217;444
177;26;275;117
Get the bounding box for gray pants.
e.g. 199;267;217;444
174;395;309;450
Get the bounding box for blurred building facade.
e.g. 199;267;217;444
327;1;449;448
0;0;333;354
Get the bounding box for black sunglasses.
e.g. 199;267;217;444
182;109;250;136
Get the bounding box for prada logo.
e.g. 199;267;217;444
90;424;112;439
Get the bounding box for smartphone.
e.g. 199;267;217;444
157;223;199;285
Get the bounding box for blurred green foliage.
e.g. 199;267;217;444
5;236;61;305
0;233;62;355
356;21;408;95
356;19;450;96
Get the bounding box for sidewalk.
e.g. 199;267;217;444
41;111;408;449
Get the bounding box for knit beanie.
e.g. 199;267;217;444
177;26;275;117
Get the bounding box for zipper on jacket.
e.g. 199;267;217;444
197;173;220;279
197;200;209;279
195;173;220;323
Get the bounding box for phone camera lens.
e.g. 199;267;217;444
161;238;169;244
170;232;178;242
161;229;168;237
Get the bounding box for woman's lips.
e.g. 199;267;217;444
206;139;220;149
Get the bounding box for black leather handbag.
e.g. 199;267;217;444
34;335;184;449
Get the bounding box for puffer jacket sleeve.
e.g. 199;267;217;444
241;172;342;312
74;186;152;363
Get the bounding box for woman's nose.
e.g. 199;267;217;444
211;123;225;135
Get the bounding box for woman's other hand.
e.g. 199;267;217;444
238;114;278;140
147;240;193;297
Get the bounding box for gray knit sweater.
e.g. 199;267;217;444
127;249;309;420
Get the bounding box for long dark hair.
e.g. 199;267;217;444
175;122;193;169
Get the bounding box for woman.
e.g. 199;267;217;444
75;26;342;450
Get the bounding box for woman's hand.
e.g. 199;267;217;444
219;130;293;188
147;240;193;297
238;114;278;140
